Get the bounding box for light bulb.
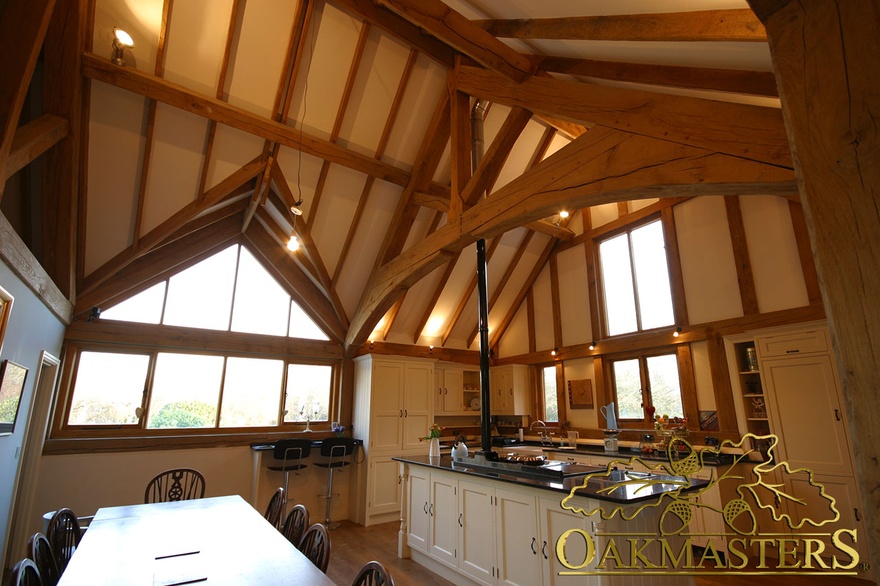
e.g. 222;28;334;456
559;210;570;219
287;235;300;251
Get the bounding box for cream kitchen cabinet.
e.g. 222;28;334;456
430;473;459;568
490;365;529;415
539;496;593;586
495;487;542;586
459;479;496;585
406;466;430;553
435;364;482;415
352;355;434;526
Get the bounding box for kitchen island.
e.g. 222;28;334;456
395;454;711;586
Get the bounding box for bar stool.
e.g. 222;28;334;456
314;437;356;529
267;439;312;517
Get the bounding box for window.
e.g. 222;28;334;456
541;365;559;423
598;219;675;336
64;349;335;431
101;244;329;341
609;351;684;424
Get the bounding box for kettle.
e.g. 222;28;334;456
600;402;618;430
451;437;468;460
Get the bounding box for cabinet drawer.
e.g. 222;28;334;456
757;329;828;357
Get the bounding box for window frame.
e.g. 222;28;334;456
603;345;697;429
595;213;677;339
51;337;340;441
539;363;564;424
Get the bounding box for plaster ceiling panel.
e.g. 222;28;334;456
491;118;552;193
417;244;479;345
589;203;620;230
739;196;809;313
382;54;448;170
400;206;442;255
335;180;402;317
630;198;660;212
532;264;554;351
224;0;298;119
386;262;446;344
162;0;234;95
141;104;209;234
309;165;369;276
433;139;452;185
497;302;530;358
85;82;148;275
204;124;265;192
542;133;572;160
275;146;325;221
286;3;362;140
338;29;411;157
488;232;551;340
557;244;592;347
674;196;743;323
93;0;163;74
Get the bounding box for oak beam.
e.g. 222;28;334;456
5;114;68;180
455;65;792;168
347;125;796;347
375;0;534;82
0;0;56;202
81;54;412;189
476;9;766;42
724;196;759;315
749;0;880;568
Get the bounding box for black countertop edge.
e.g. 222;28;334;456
250;438;363;451
394;454;709;505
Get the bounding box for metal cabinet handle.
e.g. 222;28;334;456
424;502;428;514
530;537;537;555
399;410;403;417
444;388;448;395
458;513;463;527
542;540;548;559
404;409;408;417
854;508;861;522
834;409;841;421
429;503;434;516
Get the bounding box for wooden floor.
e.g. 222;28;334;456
327;520;873;586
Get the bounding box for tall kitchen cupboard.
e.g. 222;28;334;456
352;355;434;526
489;365;530;416
726;324;869;570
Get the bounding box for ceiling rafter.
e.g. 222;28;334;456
455;65;792;168
467;230;534;347
474;9;766;42
347;124;797;347
442;236;500;347
375;0;535;82
533;55;778;98
5;114;68;180
79;156;265;298
333;47;420;284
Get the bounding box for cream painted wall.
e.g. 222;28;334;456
562;358;597;429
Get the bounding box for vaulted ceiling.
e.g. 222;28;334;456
1;0;797;354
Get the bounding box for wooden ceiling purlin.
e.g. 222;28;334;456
5;115;68;180
346;124;797;348
533;56;779;98
79;156;265;297
375;0;535;82
81;54;414;189
74;213;245;318
455;65;792;168
474;9;766;43
0;0;56;204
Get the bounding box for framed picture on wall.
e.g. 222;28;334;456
0;360;28;434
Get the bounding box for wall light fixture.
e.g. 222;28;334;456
111;28;134;66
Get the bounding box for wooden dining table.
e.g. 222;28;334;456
57;494;337;585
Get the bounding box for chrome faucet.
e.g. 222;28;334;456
530;420;552;445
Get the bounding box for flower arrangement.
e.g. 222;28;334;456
331;423;346;437
419;423;445;442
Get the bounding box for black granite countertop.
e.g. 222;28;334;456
394;454;709;504
538;443;737;466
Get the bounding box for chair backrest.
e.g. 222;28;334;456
280;504;310;547
144;468;206;504
299;523;331;574
46;508;82;574
272;438;312;461
352;560;395;586
10;558;41;586
318;437;356;458
263;487;285;529
28;532;59;586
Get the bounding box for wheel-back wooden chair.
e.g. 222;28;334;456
10;557;42;586
280;504;310;547
144;468;206;503
351;560;395;586
299;523;331;574
46;508;83;574
263;486;285;529
28;532;59;586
